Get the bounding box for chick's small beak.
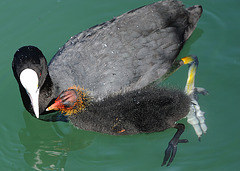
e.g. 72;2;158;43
46;98;62;111
46;104;57;111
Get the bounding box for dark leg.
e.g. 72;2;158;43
161;123;188;166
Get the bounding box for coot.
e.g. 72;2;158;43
12;0;206;166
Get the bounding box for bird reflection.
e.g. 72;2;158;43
18;111;95;170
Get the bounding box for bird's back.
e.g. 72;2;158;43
48;0;202;100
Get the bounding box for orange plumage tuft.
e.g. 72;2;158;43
62;86;91;115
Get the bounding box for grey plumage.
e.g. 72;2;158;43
49;0;202;101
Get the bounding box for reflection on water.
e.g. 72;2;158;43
19;111;95;170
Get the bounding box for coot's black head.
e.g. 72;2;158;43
12;46;49;118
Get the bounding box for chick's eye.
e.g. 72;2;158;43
39;72;42;77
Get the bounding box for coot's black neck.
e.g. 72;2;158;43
38;73;56;115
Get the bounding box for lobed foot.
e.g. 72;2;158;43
162;124;188;167
187;87;208;140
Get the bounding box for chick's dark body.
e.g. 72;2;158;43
69;86;191;135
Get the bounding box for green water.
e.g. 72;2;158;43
1;0;239;170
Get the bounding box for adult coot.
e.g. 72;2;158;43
12;0;206;166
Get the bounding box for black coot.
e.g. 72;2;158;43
12;0;203;166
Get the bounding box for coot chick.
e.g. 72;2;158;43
47;85;191;166
12;0;203;119
47;86;191;135
46;55;207;166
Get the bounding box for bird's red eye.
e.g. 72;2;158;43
39;72;42;77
